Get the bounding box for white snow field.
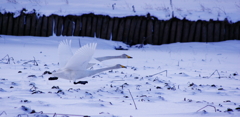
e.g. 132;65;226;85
0;0;240;22
0;35;240;117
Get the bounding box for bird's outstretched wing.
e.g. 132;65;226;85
58;40;73;67
64;43;97;71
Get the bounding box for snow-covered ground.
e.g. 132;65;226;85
0;35;240;117
0;0;240;22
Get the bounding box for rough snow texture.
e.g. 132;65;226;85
0;35;240;117
0;0;240;22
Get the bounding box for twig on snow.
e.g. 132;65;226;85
209;70;220;78
0;111;7;116
22;56;38;66
128;89;137;110
196;105;216;112
0;54;15;64
148;70;168;77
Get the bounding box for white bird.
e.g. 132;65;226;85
57;40;132;68
52;41;127;84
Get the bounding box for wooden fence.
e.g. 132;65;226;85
0;11;239;45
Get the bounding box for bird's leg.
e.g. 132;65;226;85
73;81;88;85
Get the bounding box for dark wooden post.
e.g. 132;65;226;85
128;16;139;45
219;21;225;41
47;15;54;36
158;20;165;44
86;14;92;37
162;20;171;44
41;15;48;36
146;18;153;44
122;17;131;43
2;13;9;35
96;15;103;38
24;14;31;36
169;18;177;43
91;15;97;37
73;16;81;36
201;21;207;42
188;21;196;42
175;20;183;42
106;17;113;40
153;19;160;45
56;16;63;36
0;13;3;34
101;16;109;39
35;15;43;36
30;13;37;36
112;17;119;41
139;17;147;44
194;20;202;42
213;21;220;42
182;19;190;42
207;19;214;42
133;17;142;44
116;19;124;41
18;14;25;36
7;13;13;35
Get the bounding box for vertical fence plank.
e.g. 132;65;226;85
41;15;48;36
24;14;31;36
106;17;113;40
67;17;74;36
224;19;229;40
133;17;142;44
238;22;240;40
153;19;160;45
194;20;201;42
73;16;81;36
146;19;153;44
13;16;19;35
7;13;13;35
169;18;177;43
207;20;214;42
56;16;63;36
162;20;171;44
35;16;43;36
86;14;92;37
2;14;9;35
219;21;225;41
116;19;124;41
175;20;183;42
53;15;58;36
47;15;53;36
158;20;165;44
30;13;37;36
101;16;109;39
122;17;131;43
62;16;69;36
201;21;207;42
139;18;147;44
80;15;87;36
0;13;2;34
112;17;119;41
96;15;103;38
188;21;196;42
213;21;220;42
91;16;97;37
18;14;25;36
128;17;137;45
233;22;239;39
182;19;190;42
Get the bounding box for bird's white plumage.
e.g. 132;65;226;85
58;40;73;67
64;43;97;71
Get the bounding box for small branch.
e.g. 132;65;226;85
0;111;7;116
0;54;15;64
209;70;220;78
128;89;137;110
148;70;168;77
196;105;216;112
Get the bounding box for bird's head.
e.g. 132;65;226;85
121;54;132;59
